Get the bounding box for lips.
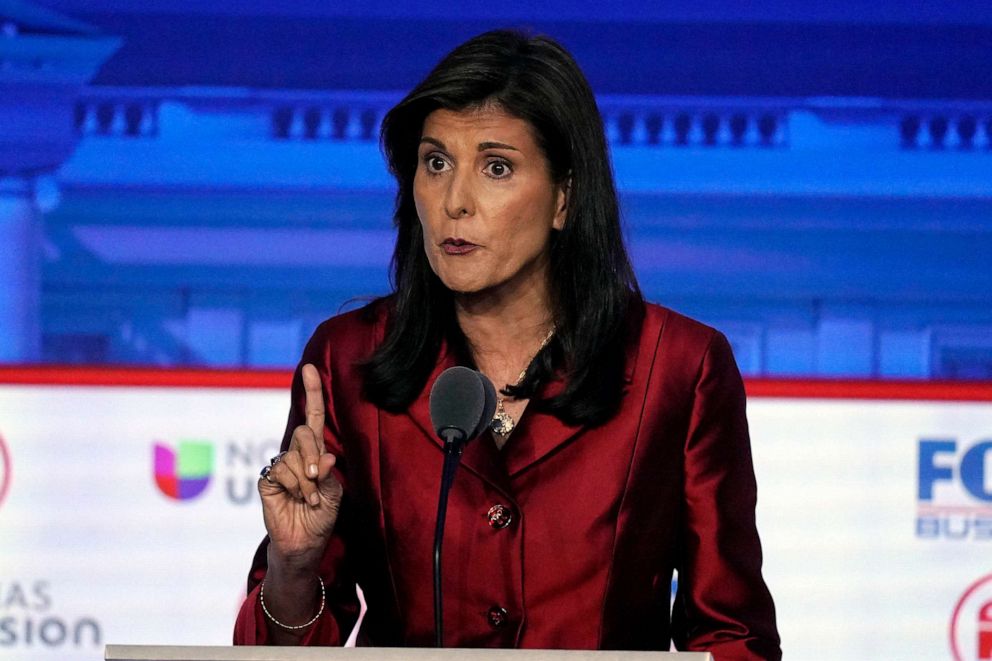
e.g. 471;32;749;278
441;238;479;255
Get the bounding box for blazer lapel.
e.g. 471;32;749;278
502;375;584;478
405;349;454;455
502;313;651;478
405;304;660;486
405;346;513;496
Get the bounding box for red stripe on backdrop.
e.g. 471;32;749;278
745;378;992;401
0;365;291;389
0;366;991;401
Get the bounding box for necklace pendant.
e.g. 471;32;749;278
490;409;515;435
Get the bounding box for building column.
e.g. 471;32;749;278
0;177;42;362
0;3;119;362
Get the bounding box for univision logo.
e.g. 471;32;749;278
153;441;213;501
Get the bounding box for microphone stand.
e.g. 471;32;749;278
433;431;465;648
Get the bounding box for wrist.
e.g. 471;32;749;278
266;545;323;583
260;575;325;632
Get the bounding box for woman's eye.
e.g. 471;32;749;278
422;153;449;174
485;160;511;178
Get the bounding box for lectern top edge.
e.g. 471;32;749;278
105;644;713;661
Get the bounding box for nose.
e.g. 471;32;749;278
443;169;474;220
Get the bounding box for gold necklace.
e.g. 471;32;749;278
490;327;555;438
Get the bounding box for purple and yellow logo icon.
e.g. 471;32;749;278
153;441;213;500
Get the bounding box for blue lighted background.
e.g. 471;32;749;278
3;1;992;377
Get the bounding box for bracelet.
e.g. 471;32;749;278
259;575;325;631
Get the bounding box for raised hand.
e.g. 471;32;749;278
259;363;343;573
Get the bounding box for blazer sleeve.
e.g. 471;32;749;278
233;323;362;646
671;331;781;660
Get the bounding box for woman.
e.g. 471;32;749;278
235;29;780;658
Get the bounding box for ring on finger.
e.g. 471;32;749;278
259;451;287;483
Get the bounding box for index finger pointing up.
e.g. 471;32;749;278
301;363;325;454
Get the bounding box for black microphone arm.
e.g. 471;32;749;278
433;432;464;648
428;367;497;647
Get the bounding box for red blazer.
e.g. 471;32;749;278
235;302;780;659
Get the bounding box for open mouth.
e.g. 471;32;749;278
441;238;479;255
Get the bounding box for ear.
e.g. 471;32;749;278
552;177;570;231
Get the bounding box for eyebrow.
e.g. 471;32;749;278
419;137;521;153
478;141;520;152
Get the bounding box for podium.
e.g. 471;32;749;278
105;646;713;661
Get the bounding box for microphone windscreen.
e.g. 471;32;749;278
429;366;490;443
470;372;498;440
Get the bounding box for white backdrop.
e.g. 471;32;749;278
1;371;990;660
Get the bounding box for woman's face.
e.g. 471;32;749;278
414;106;567;299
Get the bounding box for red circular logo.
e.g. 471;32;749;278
951;573;992;661
0;431;10;509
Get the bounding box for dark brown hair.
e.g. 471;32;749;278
362;29;643;426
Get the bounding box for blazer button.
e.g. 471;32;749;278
487;605;509;629
487;504;513;529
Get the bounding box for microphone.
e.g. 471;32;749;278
428;367;497;647
429;366;497;446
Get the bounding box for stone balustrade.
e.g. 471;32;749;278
70;87;992;150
